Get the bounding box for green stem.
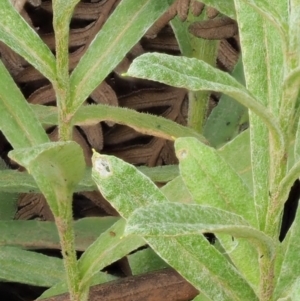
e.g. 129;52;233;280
170;11;218;134
52;1;74;141
51;2;83;299
51;29;72;141
55;198;81;301
187;91;210;132
259;256;276;301
55;86;73;141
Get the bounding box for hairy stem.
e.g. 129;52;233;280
55;196;89;301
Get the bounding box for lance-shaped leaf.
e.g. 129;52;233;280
69;0;174;115
146;235;258;301
0;217;119;251
177;135;259;288
78;218;145;289
9;142;85;216
0;165;178;193
239;0;287;37
126;52;283;148
0;0;56;82
0;158;18;220
0;60;49;148
91;152;168;217
217;234;260;290
234;0;285;232
218;130;252;190
73;104;207;143
175;137;258;227
92;152;258;301
126;203;274;257
0;246;65;286
203;57;248;148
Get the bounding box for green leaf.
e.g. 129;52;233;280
192;295;211;301
137;165;179;182
160;176;193;204
0;0;56;82
212;132;257;287
92;151;258;301
234;0;285;232
239;0;287;36
32;103;206;143
0;191;17;220
0;217;119;251
0;60;49;148
146;235;258;301
92;152;168;218
203;57;248;148
73;104;207;143
0;159;17;220
126;52;283;147
0;246;64;286
9;142;85;216
69;0;173;115
0;165;178;194
78;218;144;288
217;130;252;191
125;203;274;257
217;234;260;289
128;248;168;275
175;137;257;227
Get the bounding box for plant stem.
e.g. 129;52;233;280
259;255;276;301
53;1;75;142
55;199;81;301
51;2;84;300
187;91;210;132
55;84;73;141
54;22;71;141
170;9;218;134
186;37;218;133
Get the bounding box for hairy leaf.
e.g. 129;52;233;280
126;203;274;256
70;0;174;115
0;60;49;148
126;52;283;147
0;246;64;286
0;0;56;82
9;142;85;216
92;152;258;301
78;218;144;288
175;137;257;227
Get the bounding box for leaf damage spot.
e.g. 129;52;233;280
94;158;112;177
177;149;188;159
